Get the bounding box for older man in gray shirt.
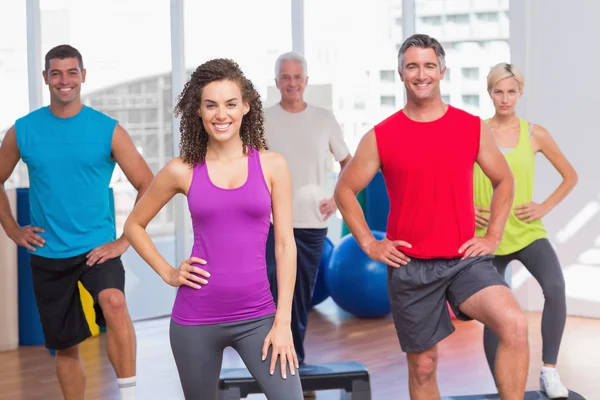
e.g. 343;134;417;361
264;51;351;379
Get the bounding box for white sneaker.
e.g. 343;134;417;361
540;368;569;399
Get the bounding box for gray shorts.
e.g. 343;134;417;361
387;255;508;353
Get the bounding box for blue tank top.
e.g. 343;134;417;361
15;106;118;258
171;148;277;325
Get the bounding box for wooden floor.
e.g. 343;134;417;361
1;298;598;399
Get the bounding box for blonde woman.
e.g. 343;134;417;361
474;62;578;398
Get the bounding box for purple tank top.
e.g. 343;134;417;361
171;148;276;325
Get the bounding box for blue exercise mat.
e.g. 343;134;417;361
364;170;389;232
16;188;45;346
442;390;585;400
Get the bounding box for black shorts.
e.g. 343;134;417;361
387;255;508;353
30;252;125;350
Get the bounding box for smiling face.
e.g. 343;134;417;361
198;79;249;144
43;57;86;107
399;46;445;103
275;59;307;103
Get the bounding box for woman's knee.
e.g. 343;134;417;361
263;375;304;400
541;276;566;300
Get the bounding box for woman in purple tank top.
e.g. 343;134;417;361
123;59;303;399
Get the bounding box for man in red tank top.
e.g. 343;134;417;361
334;34;528;399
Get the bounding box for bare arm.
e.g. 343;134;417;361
111;124;154;243
123;158;207;287
530;125;578;213
334;130;381;249
264;152;296;324
123;158;184;281
329;113;352;172
320;153;352;220
475;120;515;244
339;154;352;170
0;127;21;237
334;130;411;266
260;151;299;377
0;127;45;250
85;124;155;264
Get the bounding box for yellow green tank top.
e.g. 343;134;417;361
473;118;547;255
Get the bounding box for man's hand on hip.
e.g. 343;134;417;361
86;237;130;266
319;198;337;220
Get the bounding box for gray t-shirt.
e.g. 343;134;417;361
264;103;350;228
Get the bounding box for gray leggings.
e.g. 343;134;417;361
170;315;304;400
484;238;566;375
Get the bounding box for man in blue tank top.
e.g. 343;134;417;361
0;45;153;399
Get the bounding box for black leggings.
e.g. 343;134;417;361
484;238;567;376
170;315;303;400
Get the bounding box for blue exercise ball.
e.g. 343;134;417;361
325;231;391;318
310;237;334;308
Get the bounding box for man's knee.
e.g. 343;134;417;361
496;307;528;347
408;350;437;385
98;289;127;320
56;344;80;359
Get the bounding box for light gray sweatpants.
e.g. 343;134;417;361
170;314;304;400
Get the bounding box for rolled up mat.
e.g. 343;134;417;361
364;170;389;233
16;188;44;346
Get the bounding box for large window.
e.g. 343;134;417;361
184;0;291;103
0;2;28;190
462;94;480;107
380;95;396;108
40;0;174;237
476;11;499;22
416;0;511;117
462;67;479;80
39;0;175;320
303;0;404;239
305;0;404;154
182;0;292;239
380;70;396;83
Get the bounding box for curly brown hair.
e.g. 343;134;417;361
174;58;268;166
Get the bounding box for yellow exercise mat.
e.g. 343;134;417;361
79;282;100;337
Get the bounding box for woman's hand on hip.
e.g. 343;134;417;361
164;257;210;289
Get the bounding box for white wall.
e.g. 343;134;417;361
509;0;600;318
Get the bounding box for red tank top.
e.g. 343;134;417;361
374;105;480;259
